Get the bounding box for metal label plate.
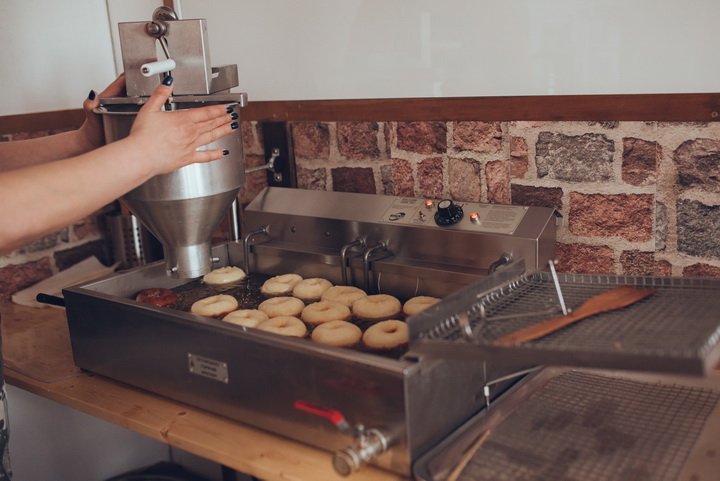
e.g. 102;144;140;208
188;353;229;383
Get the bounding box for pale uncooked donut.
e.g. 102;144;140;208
257;316;307;338
258;296;305;318
311;320;362;347
293;278;333;302
352;294;401;321
190;294;238;318
403;296;441;316
301;301;351;326
362;320;409;350
222;309;269;328
202;266;246;285
261;273;303;297
321;285;367;307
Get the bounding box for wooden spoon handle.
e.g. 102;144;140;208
494;285;656;346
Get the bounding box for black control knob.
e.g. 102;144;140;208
434;199;463;226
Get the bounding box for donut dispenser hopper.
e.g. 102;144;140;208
96;7;248;278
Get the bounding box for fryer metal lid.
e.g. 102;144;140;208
408;262;720;376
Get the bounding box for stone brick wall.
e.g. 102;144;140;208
3;118;719;300
277;120;720;277
0;130;113;301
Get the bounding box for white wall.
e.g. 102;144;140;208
0;0;117;116
6;385;227;481
3;0;719;116
175;0;720;100
6;385;167;481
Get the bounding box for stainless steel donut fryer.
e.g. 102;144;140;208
63;187;720;479
63;187;560;477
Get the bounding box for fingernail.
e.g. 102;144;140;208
88;90;96;101
225;106;234;114
222;150;230;156
230;112;239;120
231;122;239;130
162;75;174;86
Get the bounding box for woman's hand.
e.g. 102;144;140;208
126;76;238;175
78;73;127;151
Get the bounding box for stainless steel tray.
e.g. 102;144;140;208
409;266;720;375
413;367;720;481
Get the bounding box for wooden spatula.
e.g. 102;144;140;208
494;285;656;346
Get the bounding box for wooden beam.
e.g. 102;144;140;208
2;92;719;135
240;92;720;122
0;109;85;135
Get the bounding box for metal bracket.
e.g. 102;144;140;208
245;148;283;182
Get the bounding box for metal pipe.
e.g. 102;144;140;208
340;237;366;286
243;226;268;275
227;199;241;242
362;242;388;294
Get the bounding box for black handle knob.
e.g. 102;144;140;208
434;199;463;226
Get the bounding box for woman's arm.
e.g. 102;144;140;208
0;75;127;172
0;77;237;254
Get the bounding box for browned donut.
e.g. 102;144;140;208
135;288;178;309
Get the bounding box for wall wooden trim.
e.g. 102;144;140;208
240;93;720;122
0;110;85;135
2;92;719;134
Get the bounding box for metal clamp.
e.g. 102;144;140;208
245;148;283;182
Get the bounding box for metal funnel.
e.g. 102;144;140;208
96;6;247;278
98;104;244;278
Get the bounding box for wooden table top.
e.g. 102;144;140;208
0;301;406;481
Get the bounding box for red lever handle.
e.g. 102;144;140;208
293;400;346;426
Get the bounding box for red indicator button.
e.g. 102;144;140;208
470;212;480;222
425;200;434;208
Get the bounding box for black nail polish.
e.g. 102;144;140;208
230;112;239;120
162;75;174;86
222;150;230;156
226;106;234;114
231;122;239;130
88;90;96;101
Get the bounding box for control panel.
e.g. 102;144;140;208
379;197;528;235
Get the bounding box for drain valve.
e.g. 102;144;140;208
294;400;390;476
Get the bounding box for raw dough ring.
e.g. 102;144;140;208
403;296;441;316
293;278;333;302
222;309;269;328
257;316;307;338
362;320;409;350
258;296;305;318
352;294;402;322
321;285;367;307
301;301;351;326
190;294;238;318
311;320;362;347
261;273;303;297
203;266;246;285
